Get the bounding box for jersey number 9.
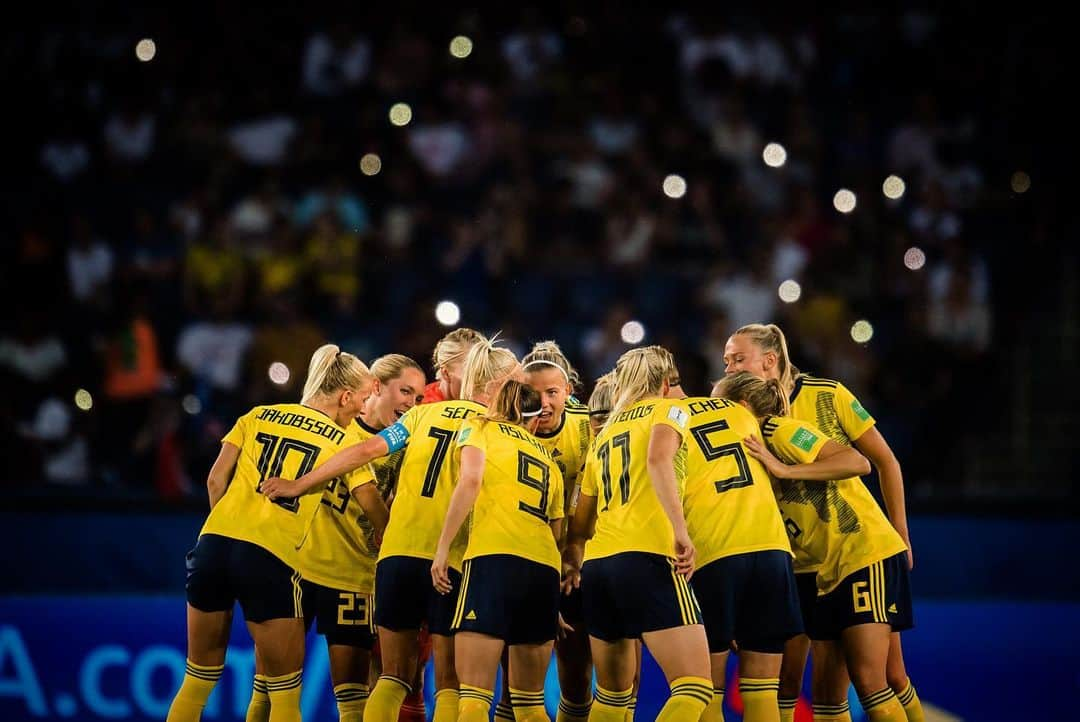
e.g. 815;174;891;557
517;451;551;522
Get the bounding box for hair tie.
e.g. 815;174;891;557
522;359;569;382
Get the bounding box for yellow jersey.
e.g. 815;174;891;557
377;400;485;570
789;375;876;447
762;415;907;595
296;418;401;593
682;397;792;568
581;398;689;562
534;402;592;518
202;403;360;569
457;418;565;571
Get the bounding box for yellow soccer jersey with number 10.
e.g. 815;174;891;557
581;398;689;562
202;403;361;570
534;402;592;518
762;415;907;595
681;397;792;568
458;418;565;571
377;400;486;571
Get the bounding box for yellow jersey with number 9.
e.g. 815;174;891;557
681;397;792;568
201;403;360;570
581;398;689;562
377;400;486;570
533;402;592;518
762;415;907;595
458;418;565;571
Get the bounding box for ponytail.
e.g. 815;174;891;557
605;345;677;430
588;371;615;426
733;323;800;393
460;336;520;402
432;328;485;377
712;371;789;417
302;344;374;403
483;380;542;426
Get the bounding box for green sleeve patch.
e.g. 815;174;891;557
790;427;819;452
457;426;472;443
850;399;870;421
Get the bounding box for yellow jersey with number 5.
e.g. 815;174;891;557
762;415;906;595
681;397;791;568
201;403;360;569
377;400;485;570
458;418;565;571
581;398;689;562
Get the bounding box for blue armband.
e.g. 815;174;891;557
379;422;410;453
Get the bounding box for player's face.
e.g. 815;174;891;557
374;368;426;428
528;367;570;433
724;334;769;378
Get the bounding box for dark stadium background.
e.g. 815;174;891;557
1;5;1075;721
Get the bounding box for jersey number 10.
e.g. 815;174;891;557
254;432;321;512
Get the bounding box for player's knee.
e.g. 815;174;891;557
433;663;458;690
886;669;909;693
846;663;886;699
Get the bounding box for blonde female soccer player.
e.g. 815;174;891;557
167;345;374;722
723;324;923;722
262;338;520;722
715;372;912;722
430;380;565;722
564;346;712;722
423;327;486;403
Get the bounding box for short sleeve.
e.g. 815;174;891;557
456;419;485;451
768;418;829;464
833;383;876;442
580;448;599;497
398;406;422;436
547;463;566;520
222;408;253;447
343;463;376;492
652;400;689;436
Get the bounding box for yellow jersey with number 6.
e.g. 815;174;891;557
458;418;565;571
581;398;689;562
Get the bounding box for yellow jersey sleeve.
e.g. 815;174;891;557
222;408;253;447
456;418;485;452
344;463;376;492
579;445;599;497
833;382;876;442
653;399;690;436
548;463;566;521
762;416;828;465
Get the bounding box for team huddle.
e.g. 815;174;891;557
165;324;925;722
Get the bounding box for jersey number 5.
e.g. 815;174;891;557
421;427;456;498
690;420;753;493
254;432;321;512
517;451;551;522
597;431;631;510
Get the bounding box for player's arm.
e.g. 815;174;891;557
853;427;912;567
206;442;241;509
262;434;391;499
431;444;484;594
352;481;390;542
648;423;694;577
744;435;870;480
563;491;596;593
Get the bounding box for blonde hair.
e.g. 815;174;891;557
370;353;423;384
606;346;677;428
302;344;374;403
432;328;485;376
522;340;581;391
712;371;790;417
460;337;520;402
588;371;615;425
732;323;800;393
483;380;542;426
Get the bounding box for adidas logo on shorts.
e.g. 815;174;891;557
465;610;477;620
888;603;898;613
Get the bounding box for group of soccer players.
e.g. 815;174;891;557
166;323;925;722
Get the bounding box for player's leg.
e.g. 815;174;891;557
887;635;924;722
641;624;713;722
365;628;419;722
454;631;504;722
508;640;556;722
366;557;429;722
841;624;905;722
496;648;514;721
555;589;592;722
589;637;638;722
738;651;783;722
166;605;231;722
704;650;728;722
328;643;373;722
779;635;810;721
320;590;377;722
246;616;307;722
811;641;852;722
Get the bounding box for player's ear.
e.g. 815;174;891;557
371;378;382;396
762;351;777;371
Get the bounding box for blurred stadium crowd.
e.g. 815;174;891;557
2;6;1067;505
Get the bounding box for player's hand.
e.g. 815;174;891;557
561;566;581;595
557;613;575;640
431;548;453;595
743;436;788;479
674;529;695;579
260;477;300;500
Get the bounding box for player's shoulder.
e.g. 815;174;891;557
565;401;589;416
761;414;788;439
795;374;839;391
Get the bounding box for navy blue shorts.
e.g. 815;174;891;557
186;534;303;623
373;555;461;636
795;571;823;640
453;555;560;645
301;581;376;648
692;550;804;653
814;552;914;640
582;552;702;642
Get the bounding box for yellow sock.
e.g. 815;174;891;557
265;670;302;722
434;688;460;722
363;676;411;722
166;661;224;722
859;688;907;722
335;682;370;722
590;685;632;722
701;687;724;722
245;675;270;722
459;684;494;722
624;695;636;722
510;687;548;721
812;701;851;721
496;699;516;720
656;676;712;722
556;696;590;722
778;696;797;722
740;678;779;722
895;679;925;722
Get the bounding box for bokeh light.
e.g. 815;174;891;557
74;389;93;411
850;320;874;344
360;153;382;176
778;280;802;303
621;321;646;344
449;36;473;58
182;394;202;415
436;300;461;326
268;362;291;385
135;39;156;62
1011;171;1031;193
883;175;906;200
662;174;687;199
763;142;788;168
904;246;926;271
389;103;413;127
833;189;857;214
